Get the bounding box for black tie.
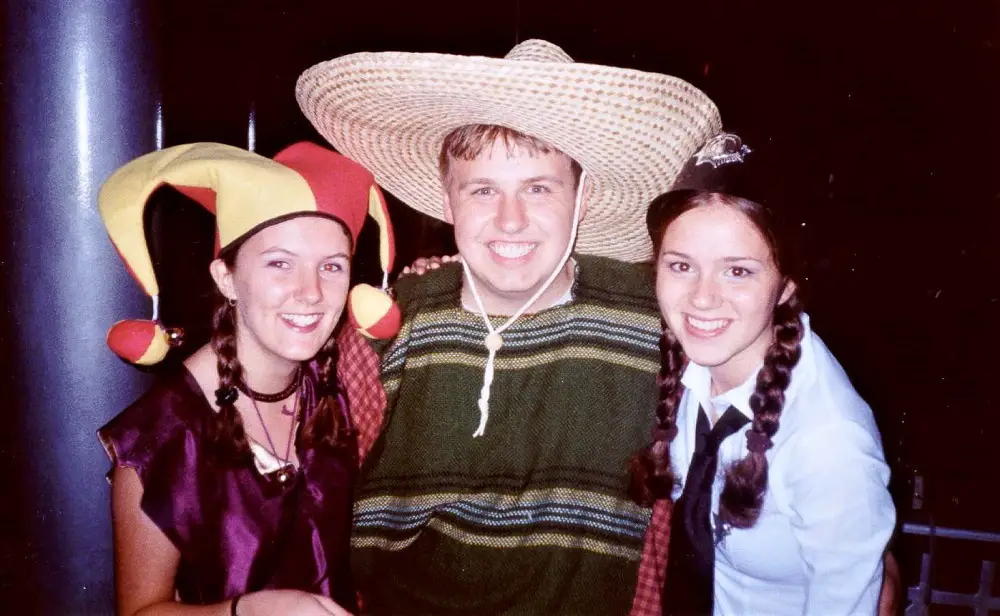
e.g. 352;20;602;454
663;405;750;616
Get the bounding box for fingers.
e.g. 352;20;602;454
400;255;461;278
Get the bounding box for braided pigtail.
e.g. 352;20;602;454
718;293;804;528
628;326;689;506
300;333;348;450
206;298;252;463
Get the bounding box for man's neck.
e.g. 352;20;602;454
460;259;576;317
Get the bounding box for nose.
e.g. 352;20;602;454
495;194;529;234
690;273;721;310
296;269;323;305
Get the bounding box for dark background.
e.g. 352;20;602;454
1;0;997;613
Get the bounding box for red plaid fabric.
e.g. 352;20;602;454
629;499;671;616
336;327;386;464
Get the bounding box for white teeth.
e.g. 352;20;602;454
686;315;728;331
281;314;321;327
489;241;535;259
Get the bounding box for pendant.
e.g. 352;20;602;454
280;403;295;416
485;332;504;352
713;512;732;547
275;464;296;485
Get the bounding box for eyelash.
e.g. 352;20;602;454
470;185;552;196
267;261;345;273
727;266;754;278
665;262;755;278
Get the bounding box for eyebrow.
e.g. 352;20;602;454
662;250;766;266
457;175;566;190
457;178;497;190
260;247;350;260
523;175;565;186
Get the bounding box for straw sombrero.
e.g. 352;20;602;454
296;39;722;263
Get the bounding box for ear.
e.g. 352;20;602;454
778;279;797;306
209;258;237;302
442;189;455;225
577;174;590;222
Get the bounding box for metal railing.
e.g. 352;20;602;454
903;522;1000;615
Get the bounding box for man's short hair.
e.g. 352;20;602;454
439;124;583;188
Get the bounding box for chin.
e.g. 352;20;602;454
677;339;735;369
277;337;332;362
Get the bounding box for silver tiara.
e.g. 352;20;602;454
693;133;752;169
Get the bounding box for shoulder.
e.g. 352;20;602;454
98;368;210;479
391;262;463;312
574;255;658;311
783;322;878;434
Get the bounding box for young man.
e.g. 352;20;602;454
296;39;721;615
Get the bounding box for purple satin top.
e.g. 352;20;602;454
98;367;358;610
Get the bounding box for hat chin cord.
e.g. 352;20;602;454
461;171;587;437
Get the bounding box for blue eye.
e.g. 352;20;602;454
472;187;495;196
526;185;551;194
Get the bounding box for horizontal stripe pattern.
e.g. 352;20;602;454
353;255;661;615
355;487;650;550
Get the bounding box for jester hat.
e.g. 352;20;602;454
98;141;400;365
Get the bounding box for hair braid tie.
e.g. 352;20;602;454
652;424;679;443
745;429;773;454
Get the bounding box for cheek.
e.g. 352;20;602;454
655;276;688;319
324;278;351;310
729;284;777;321
244;275;294;311
534;203;574;231
452;209;494;240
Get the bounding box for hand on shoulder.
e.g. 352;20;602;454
399;254;461;277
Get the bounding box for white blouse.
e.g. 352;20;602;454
670;313;896;615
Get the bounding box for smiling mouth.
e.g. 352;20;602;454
488;241;537;260
684;314;732;337
280;313;322;328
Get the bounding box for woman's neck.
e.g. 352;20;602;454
238;351;299;395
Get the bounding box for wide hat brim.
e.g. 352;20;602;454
296;39;722;262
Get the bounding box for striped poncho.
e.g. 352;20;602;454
352;255;661;615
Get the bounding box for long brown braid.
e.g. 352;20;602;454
206;296;253;463
718;293;803;528
629;327;688;506
299;331;350;450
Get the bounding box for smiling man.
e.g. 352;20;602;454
296;40;720;615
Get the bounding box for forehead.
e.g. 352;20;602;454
662;203;772;261
239;215;351;256
448;139;575;179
